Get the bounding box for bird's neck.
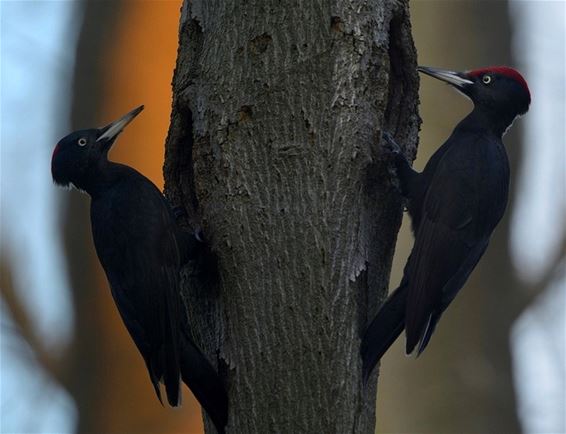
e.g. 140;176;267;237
459;106;518;137
78;159;124;198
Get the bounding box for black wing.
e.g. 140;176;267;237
91;174;182;406
404;134;508;354
91;169;228;430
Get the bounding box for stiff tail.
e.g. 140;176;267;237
164;314;182;407
361;284;408;383
146;347;180;407
415;311;441;356
180;334;228;434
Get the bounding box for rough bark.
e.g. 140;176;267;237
164;1;419;432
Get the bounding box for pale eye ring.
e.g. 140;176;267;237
482;75;492;84
78;138;87;146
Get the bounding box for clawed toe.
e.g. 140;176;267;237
381;131;402;155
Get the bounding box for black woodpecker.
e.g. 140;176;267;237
361;66;531;382
51;106;228;433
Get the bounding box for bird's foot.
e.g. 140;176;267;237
380;131;406;194
194;226;205;243
171;205;188;221
164;196;188;222
381;131;402;156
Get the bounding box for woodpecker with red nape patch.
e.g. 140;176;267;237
51;106;228;433
361;66;530;382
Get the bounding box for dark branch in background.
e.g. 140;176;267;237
64;1;123;432
0;260;64;385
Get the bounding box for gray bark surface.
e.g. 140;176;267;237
164;1;419;432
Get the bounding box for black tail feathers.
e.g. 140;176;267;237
164;320;182;407
163;359;181;407
361;284;408;383
146;352;180;407
180;334;228;434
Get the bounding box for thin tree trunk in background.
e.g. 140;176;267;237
164;1;419;432
64;2;205;433
64;2;125;432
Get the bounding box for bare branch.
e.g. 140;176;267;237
0;260;65;386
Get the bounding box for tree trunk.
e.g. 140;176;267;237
164;1;419;432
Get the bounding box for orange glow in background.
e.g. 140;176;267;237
101;1;181;189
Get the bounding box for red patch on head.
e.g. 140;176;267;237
468;66;530;99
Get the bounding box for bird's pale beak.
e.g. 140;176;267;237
417;66;473;89
97;105;144;143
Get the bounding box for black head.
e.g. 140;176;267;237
51;105;144;190
418;66;531;119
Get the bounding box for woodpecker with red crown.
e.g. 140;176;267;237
361;66;531;381
51;106;228;433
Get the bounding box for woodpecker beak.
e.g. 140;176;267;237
97;105;144;143
418;66;473;89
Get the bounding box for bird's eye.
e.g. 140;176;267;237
482;75;492;85
78;138;87;147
